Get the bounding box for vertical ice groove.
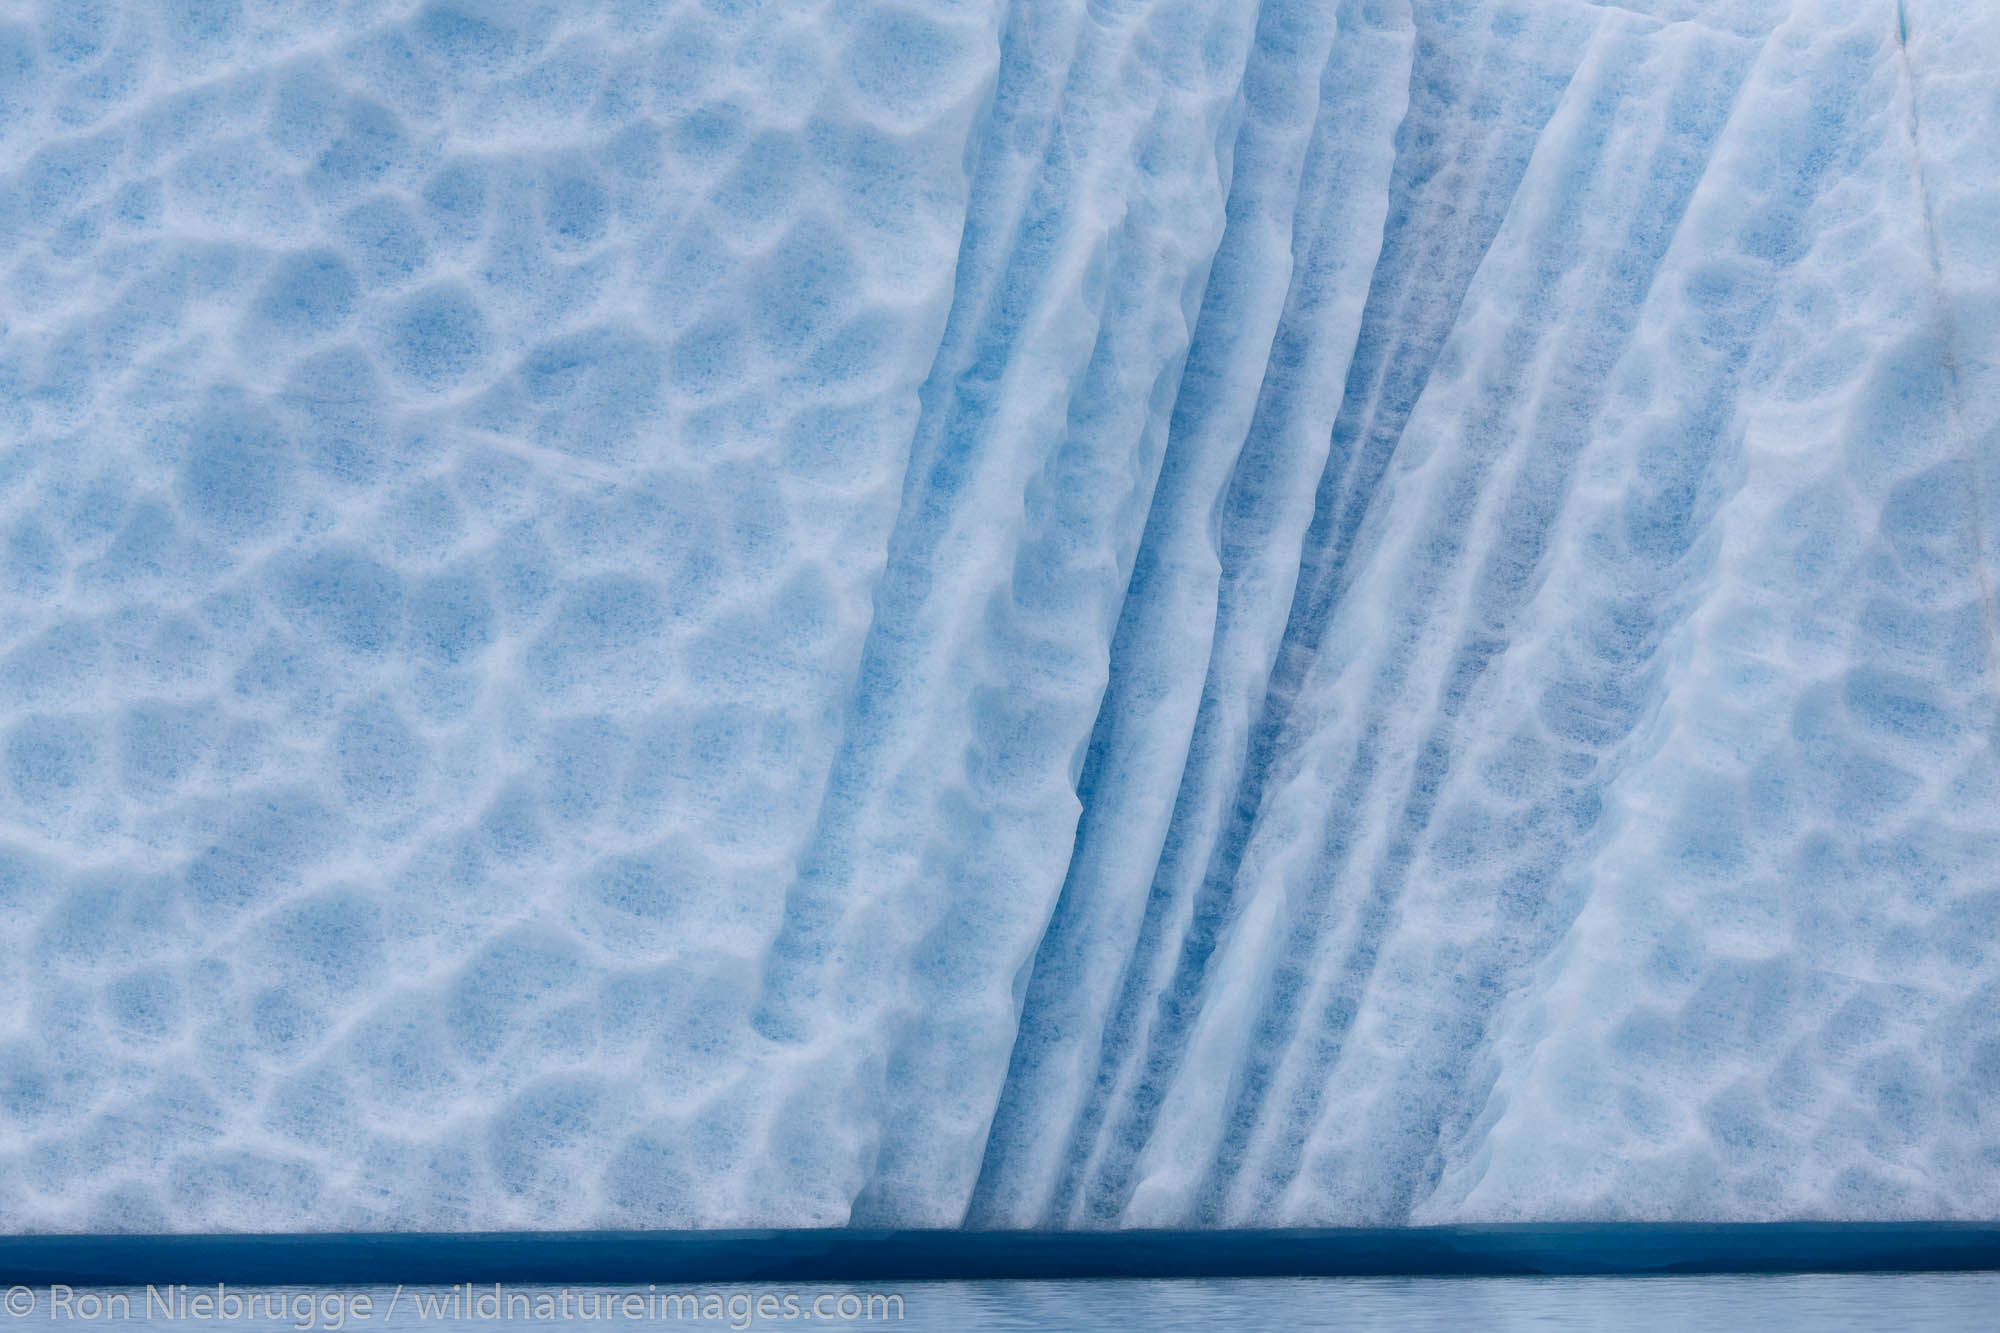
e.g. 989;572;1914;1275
848;21;1263;1225
752;0;1100;1049
750;0;1262;1225
1424;0;2000;1222
1242;10;1767;1227
1056;0;1608;1227
1137;5;1736;1227
1893;0;2000;700
967;0;1413;1229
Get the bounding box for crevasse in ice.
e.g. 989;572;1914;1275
1;0;1997;1230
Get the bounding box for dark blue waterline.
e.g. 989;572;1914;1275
2;1224;1996;1285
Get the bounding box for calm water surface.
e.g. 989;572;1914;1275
11;1275;1998;1331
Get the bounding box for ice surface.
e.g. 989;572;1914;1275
0;0;1995;1231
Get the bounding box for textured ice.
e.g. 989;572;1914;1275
0;0;1996;1232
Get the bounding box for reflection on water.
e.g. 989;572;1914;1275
913;1274;2000;1329
11;1275;1998;1332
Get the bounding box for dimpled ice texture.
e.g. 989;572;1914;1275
0;0;1997;1232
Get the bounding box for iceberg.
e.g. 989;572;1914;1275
0;0;1995;1232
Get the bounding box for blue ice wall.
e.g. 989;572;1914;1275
0;0;1996;1231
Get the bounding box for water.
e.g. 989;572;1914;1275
8;1275;1999;1332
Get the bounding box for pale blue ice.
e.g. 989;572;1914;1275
0;0;1997;1232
